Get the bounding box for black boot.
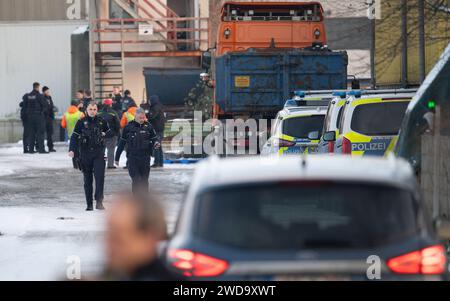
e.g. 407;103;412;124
96;201;105;210
86;202;94;211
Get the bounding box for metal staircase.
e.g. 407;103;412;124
91;0;209;101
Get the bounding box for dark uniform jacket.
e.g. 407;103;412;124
98;106;121;137
43;95;55;120
115;121;159;161
148;95;166;133
69;115;112;156
121;96;136;113
112;93;122;115
22;90;48;117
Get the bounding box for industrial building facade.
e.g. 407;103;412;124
0;0;89;118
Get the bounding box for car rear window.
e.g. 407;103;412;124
194;182;418;250
351;101;409;136
282;115;325;138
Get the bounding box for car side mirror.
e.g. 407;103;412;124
322;131;336;142
308;131;320;140
435;219;450;241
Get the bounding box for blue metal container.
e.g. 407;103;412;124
144;68;202;106
215;48;348;117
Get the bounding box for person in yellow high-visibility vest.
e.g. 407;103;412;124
61;100;85;139
120;105;138;129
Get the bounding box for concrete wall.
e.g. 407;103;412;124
0;119;23;144
0;118;63;144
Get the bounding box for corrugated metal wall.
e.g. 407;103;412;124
0;22;87;117
0;0;88;21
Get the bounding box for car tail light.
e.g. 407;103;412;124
327;141;335;153
273;138;296;148
342;137;352;154
387;245;446;275
168;249;229;277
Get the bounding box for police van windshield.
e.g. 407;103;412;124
283;115;324;139
194;182;418;250
351;101;410;136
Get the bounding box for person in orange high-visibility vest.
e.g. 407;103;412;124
120;104;138;129
61;100;85;139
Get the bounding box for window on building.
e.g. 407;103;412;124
109;0;135;24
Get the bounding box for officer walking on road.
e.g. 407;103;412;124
42;86;56;152
98;99;121;170
22;82;48;154
115;108;160;194
69;101;112;211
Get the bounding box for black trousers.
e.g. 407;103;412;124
81;152;106;205
26;114;45;153
46;118;54;150
154;131;164;166
22;120;30;152
128;156;151;194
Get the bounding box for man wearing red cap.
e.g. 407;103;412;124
99;99;121;169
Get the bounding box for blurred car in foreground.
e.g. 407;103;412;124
165;155;450;280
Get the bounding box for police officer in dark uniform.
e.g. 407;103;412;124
22;82;48;154
115;108;160;194
42;86;56;152
69;101;112;211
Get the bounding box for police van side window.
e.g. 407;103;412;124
323;104;333;132
338;104;349;134
351;102;410;136
335;106;344;129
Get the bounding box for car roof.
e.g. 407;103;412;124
349;93;415;101
279;106;328;118
190;155;417;192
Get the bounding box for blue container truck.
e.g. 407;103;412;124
214;48;348;119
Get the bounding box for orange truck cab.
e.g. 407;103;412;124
217;2;327;55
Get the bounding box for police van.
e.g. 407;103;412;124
261;91;330;155
317;91;348;154
332;90;416;157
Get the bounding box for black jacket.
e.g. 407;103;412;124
115;121;159;161
121;96;136;113
43;95;55;120
112;93;122;114
22;90;48;116
148;95;166;133
19;101;26;121
69;115;112;155
98;106;121;137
